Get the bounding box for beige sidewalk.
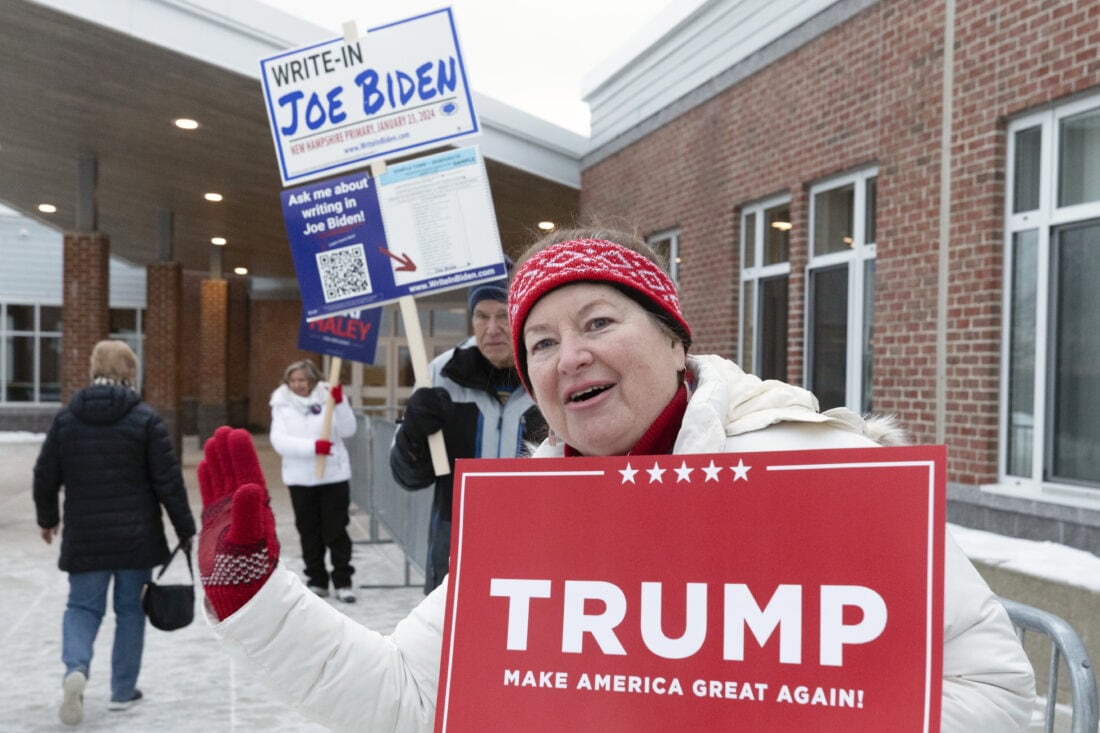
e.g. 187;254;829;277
0;432;425;732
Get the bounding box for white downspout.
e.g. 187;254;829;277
935;0;955;443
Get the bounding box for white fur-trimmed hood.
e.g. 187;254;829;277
532;354;909;457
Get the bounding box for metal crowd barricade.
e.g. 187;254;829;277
999;597;1099;733
346;413;433;588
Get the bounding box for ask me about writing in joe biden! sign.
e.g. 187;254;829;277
281;147;506;322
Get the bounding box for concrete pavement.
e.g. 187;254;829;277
4;430;1098;731
0;432;425;732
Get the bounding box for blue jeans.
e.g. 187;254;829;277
62;568;151;702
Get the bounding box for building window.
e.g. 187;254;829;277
1004;97;1100;489
739;197;790;380
110;307;145;391
806;170;877;412
1;303;61;403
646;230;680;284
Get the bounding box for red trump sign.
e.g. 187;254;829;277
436;445;946;732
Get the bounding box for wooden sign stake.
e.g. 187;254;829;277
314;356;343;478
399;295;450;476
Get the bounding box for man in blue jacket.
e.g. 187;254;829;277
390;280;546;592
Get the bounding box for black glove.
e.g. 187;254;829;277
400;387;453;442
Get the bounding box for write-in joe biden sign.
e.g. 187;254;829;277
260;8;478;185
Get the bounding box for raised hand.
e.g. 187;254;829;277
198;427;279;621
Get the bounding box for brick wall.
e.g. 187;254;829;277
197;279;227;444
145;261;182;455
248;299;318;431
60;233;109;402
180;270;203;433
175;272;266;437
226;275;251;427
181;277;311;436
579;0;1100;487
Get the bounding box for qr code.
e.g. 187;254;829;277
316;244;373;303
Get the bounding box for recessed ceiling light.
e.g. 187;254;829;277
174;118;199;130
233;266;248;275
204;192;223;202
38;203;57;214
537;221;555;231
211;237;227;246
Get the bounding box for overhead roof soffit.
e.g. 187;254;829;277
32;0;586;185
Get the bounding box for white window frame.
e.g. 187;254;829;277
646;229;680;284
806;168;878;412
1001;94;1100;494
739;194;791;375
109;306;145;392
0;301;62;404
351;296;468;420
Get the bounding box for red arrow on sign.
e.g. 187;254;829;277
378;247;417;272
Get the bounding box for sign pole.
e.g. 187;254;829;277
315;356;343;479
399;295;450;476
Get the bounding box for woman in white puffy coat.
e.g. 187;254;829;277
206;233;1035;732
269;358;358;602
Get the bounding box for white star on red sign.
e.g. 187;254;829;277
646;461;666;483
617;458;752;486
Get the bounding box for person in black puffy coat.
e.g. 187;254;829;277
33;340;196;725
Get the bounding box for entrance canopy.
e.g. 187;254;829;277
1;0;585;280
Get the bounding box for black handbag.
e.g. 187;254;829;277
141;542;195;631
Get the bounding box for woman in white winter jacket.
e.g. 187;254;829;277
199;232;1035;732
269;358;358;603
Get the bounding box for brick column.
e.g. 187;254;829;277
198;278;228;446
61;233;110;402
226;276;251;428
145;261;183;457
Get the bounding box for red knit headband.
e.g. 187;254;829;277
508;238;692;391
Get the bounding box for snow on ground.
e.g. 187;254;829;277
949;522;1100;593
0;430;46;443
0;432;426;731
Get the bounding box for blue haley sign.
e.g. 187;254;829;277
260;8;479;186
297;308;383;363
281;146;506;322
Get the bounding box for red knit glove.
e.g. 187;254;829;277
315;439;333;456
330;383;343;404
198;426;280;621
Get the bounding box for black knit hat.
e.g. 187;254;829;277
467;280;508;315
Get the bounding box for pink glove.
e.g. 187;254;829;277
198;427;280;621
315;439;333;456
330;383;343;404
